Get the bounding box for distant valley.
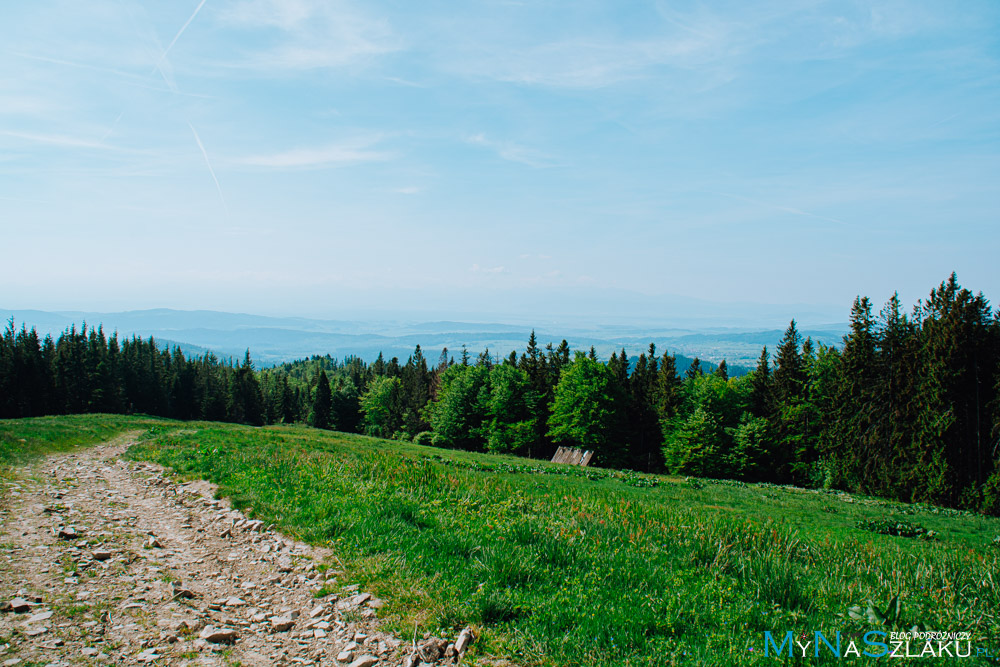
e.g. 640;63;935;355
2;308;847;372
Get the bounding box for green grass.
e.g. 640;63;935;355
0;413;165;469
3;415;1000;665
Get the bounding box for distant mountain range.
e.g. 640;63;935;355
2;308;848;371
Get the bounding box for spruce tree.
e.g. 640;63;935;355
311;370;333;429
909;274;997;507
750;346;773;411
629;350;664;472
772;320;805;409
826;297;877;491
281;375;297;423
656;352;682;421
401;345;431;436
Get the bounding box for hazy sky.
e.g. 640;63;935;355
2;1;998;322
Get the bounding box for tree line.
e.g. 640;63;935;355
0;323;273;425
1;273;998;514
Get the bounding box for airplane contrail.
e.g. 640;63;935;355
709;191;849;227
99;110;126;143
147;0;208;91
188;122;230;218
96;0;210;143
157;0;208;69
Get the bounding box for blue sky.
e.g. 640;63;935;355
2;0;998;323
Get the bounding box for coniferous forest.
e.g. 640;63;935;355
2;273;999;514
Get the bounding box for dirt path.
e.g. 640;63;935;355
0;434;468;667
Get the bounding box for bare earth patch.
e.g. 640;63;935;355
0;433;469;666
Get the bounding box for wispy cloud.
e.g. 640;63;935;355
220;0;399;70
0;94;56;115
434;4;742;89
710;191;850;227
466;133;555;168
471;264;507;274
238;138;392;168
477;37;725;88
0;129;129;152
9;51;147;80
393;186;422;195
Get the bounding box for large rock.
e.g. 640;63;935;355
57;526;81;540
27;610;53;623
347;656;379;667
455;627;474;654
199;626;238;644
270;616;295;632
6;598;32;614
170;580;196;599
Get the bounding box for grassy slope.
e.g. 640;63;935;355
0;413;166;469
3;415;1000;665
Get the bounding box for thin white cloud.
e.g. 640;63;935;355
483;37;721;88
0;129;125;152
466;133;555;168
220;0;399;70
471;264;507;274
0;94;55;115
10;50;149;82
383;76;425;88
442;2;963;90
710;191;849;227
394;186;421;195
239;139;392;168
437;4;741;90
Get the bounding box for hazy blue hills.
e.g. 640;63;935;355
2;308;847;370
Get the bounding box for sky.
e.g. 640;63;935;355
2;0;999;324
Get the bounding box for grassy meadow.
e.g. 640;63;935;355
2;414;1000;665
0;413;166;469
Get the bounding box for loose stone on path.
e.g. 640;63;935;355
0;432;477;666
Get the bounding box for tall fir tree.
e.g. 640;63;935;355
310;369;333;429
655;352;682;421
825;297;878;491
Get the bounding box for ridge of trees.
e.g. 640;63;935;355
2;273;998;514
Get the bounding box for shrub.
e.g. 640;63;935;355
412;431;435;446
857;517;937;539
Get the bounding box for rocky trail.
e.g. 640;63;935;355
0;434;473;667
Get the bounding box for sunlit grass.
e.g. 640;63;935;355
3;415;999;665
125;421;1000;666
0;413;165;469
